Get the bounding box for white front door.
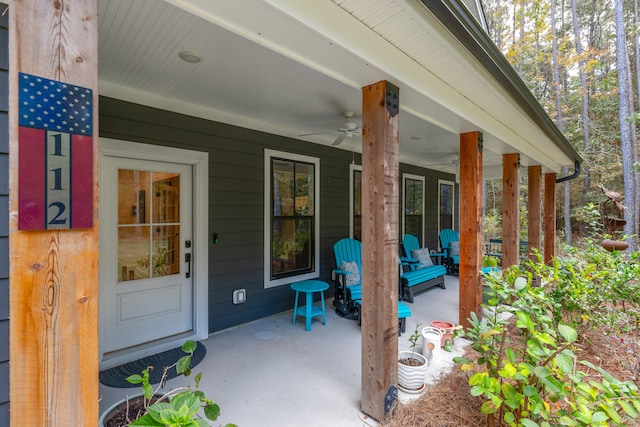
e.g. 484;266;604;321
99;140;208;368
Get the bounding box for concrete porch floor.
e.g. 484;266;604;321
99;275;468;427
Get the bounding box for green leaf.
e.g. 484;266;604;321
523;385;537;397
204;403;221;420
176;355;192;375
600;402;622;424
514;276;527;291
142;382;154;399
498;363;517;378
555;353;574;374
504;411;515;424
481;400;499;414
516;311;532;330
129;413;164;426
182;340;197;354
469;372;487;386
126;374;144;384
558;324;578;343
470;385;485;397
505;348;517;364
619;400;638;418
171;393;201;416
520;419;540;427
147;402;173;423
453;356;471;364
591;411;608;422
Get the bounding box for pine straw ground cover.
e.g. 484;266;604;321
381;322;640;427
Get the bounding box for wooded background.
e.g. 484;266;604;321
481;0;640;249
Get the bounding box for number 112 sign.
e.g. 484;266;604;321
18;72;93;230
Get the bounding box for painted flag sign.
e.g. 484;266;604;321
18;72;93;230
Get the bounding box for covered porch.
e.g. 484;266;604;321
99;275;464;427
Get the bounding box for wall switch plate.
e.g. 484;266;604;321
232;289;246;304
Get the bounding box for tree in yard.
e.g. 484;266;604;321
614;0;638;250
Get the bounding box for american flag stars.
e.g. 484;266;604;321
18;72;93;135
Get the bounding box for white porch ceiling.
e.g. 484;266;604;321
98;0;576;178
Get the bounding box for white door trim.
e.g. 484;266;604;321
98;138;209;369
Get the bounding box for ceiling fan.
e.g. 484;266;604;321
299;110;361;146
427;154;459;169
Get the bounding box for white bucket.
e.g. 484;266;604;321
421;326;442;363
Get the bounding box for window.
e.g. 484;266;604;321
350;164;362;240
264;150;320;288
438;179;455;233
117;170;181;281
403;174;425;245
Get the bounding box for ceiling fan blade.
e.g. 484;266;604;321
299;131;337;137
332;134;346;146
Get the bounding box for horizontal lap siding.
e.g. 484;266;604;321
99;97;455;333
0;5;9;425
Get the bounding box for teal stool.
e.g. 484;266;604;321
291;280;329;331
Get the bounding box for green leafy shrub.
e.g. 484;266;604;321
455;262;640;426
125;341;236;427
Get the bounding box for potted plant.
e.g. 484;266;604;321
397;323;428;393
99;340;236;427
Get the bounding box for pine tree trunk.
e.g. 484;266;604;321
571;0;591;204
552;0;572;244
614;0;638;251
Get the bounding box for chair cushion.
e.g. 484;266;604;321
411;248;433;268
340;261;360;286
450;241;460;256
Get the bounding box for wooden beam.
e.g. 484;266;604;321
9;1;99;425
459;132;483;329
361;80;400;421
544;173;557;264
528;166;542;261
502;153;520;268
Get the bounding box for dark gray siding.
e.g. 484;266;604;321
99;97;456;333
0;4;9;425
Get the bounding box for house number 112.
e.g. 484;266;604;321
46;131;71;228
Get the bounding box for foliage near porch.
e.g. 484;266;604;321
383;240;640;426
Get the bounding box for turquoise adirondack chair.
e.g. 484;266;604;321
439;229;460;275
401;233;422;270
332;238;363;318
332;238;411;334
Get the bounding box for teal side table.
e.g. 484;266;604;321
291;280;329;331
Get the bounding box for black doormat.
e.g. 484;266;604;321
99;342;207;388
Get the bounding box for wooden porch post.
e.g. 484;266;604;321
9;1;99;425
544;173;557;264
502;153;520;268
528;166;542;261
360;81;400;421
459;132;483;329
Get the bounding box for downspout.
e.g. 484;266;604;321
555;160;581;183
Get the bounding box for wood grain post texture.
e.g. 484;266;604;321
528;166;542;261
360;81;400;421
502;153;520;268
458;132;483;329
544;173;557;264
9;1;99;425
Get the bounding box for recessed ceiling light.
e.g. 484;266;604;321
178;50;203;64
